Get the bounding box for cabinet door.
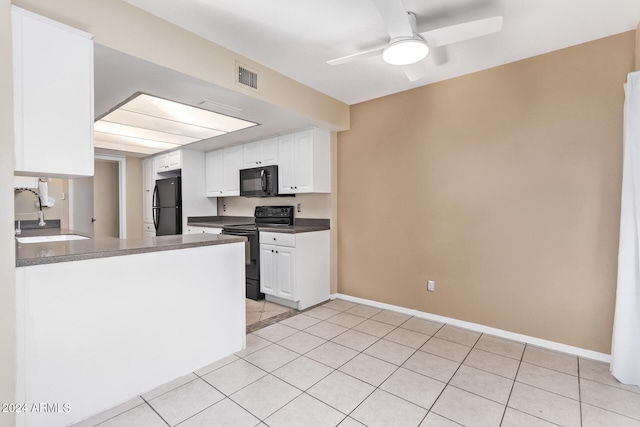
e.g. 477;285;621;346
142;158;155;224
260;245;278;296
243;141;260;168
277;133;296;194
168;150;181;170
156;154;168;173
259;137;278;166
12;7;94;178
276;247;296;300
293;129;314;193
205;150;223;197
223;145;243;196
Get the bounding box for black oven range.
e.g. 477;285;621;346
221;206;294;300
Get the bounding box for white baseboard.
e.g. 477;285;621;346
331;293;610;363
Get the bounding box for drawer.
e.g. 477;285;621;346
260;231;295;247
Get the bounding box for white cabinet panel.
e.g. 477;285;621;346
185;226;222;234
259;230;329;309
277;133;296;193
223;145;243;196
206;146;243;197
156;151;182;173
260;245;278;296
276;247;295;300
277;128;330;194
205;150;224;197
12;7;94;178
243;137;278;168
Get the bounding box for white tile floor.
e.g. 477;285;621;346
76;299;640;427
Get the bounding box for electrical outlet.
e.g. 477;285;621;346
427;280;435;292
297;203;301;213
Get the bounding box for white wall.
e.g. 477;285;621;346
0;1;17;426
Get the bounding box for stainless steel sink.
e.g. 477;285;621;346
16;234;90;243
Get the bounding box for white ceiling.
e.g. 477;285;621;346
95;0;640;156
122;0;640;105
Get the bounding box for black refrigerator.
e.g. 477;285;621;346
153;177;182;236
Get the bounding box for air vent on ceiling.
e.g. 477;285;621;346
236;63;259;91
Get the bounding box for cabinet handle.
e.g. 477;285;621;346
273;237;276;241
271;249;274;252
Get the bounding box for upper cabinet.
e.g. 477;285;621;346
206;145;243;197
243;137;278;168
278;128;330;194
12;7;94;178
156;150;182;173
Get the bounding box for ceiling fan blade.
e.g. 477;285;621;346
419;16;503;47
327;45;385;66
429;46;449;66
401;60;428;82
370;0;413;39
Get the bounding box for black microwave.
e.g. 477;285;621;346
240;165;279;197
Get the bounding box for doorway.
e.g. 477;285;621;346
69;155;127;238
93;160;119;238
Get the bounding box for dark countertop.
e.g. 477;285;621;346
187;216;330;234
16;227;246;267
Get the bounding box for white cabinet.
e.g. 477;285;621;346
142;157;155;228
185;226;222;234
206;146;243;197
278;128;330;194
143;223;155;238
156;150;182;173
259;230;329;310
223;145;243;196
205;150;223;196
12;6;94;178
243;137;278;167
180;149;218;232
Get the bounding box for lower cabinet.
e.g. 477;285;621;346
260;244;295;300
143;222;155;238
259;230;329;310
185;226;222;234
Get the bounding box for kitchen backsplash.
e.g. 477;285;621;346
217;193;331;219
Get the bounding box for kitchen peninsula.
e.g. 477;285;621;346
15;232;247;427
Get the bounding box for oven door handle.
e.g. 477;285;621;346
261;169;267;192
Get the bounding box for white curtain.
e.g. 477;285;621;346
611;71;640;386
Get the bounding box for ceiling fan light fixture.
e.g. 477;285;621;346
382;37;429;66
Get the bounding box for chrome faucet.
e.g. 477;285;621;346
15;220;21;236
15;187;46;227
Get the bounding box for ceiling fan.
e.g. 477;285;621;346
327;0;503;82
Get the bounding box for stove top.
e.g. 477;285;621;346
222;206;294;233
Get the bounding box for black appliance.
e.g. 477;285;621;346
152;177;182;236
222;206;294;300
240;165;279;197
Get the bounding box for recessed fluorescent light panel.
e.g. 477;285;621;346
94;93;257;155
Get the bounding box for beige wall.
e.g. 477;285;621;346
0;0;16;425
14;178;69;227
219;193;331;219
126;157;142;239
93;161;119;237
338;31;635;354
